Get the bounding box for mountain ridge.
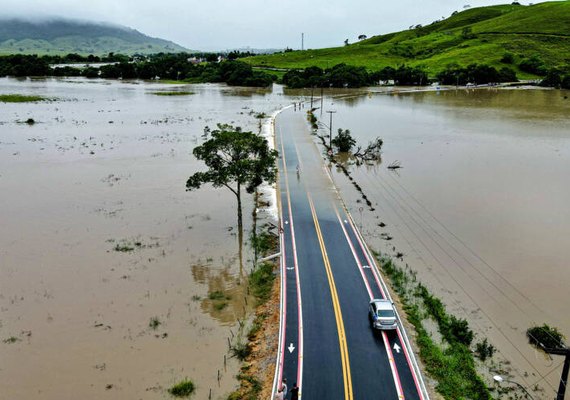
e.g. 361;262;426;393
0;18;189;55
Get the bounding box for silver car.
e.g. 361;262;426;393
368;299;398;330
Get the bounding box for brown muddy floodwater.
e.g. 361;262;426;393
0;78;293;400
323;87;570;397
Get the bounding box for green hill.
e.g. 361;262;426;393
245;1;570;78
0;18;189;55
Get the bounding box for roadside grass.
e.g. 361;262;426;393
227;225;278;400
0;94;47;103
168;379;195;397
244;2;570;78
376;254;492;400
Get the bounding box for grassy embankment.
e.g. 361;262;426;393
226;185;280;400
374;253;535;399
245;1;570;79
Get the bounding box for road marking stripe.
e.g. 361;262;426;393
308;194;353;400
333;206;374;300
279;125;305;392
343;206;426;400
334;204;406;398
383;331;406;399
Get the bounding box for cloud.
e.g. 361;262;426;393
0;0;549;50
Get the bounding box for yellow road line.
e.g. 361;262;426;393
307;194;353;400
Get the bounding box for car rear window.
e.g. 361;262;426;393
377;310;395;318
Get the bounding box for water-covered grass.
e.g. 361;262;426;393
0;94;46;103
151;91;195;96
168;379;195;397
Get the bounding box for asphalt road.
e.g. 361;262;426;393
273;106;428;400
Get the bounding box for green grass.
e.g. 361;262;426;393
168;379;195;397
248;262;275;304
0;94;46;103
245;1;570;78
377;255;492;399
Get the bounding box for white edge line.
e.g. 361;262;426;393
321;151;430;400
270;105;293;399
345;209;430;400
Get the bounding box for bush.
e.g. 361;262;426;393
168;379;195;397
519;55;547;75
331;128;356;152
527;324;565;349
475;338;495;361
501;52;515;64
540;68;563;87
448;315;474;346
230;341;252;361
562;75;570;89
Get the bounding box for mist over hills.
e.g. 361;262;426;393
0;18;189;55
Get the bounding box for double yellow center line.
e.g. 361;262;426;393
307;194;354;400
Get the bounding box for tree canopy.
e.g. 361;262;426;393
186;124;278;228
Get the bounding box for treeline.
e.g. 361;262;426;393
283;64;429;88
0;54;274;87
6;52;569;89
539;68;570;89
436;63;517;85
283;63;519;88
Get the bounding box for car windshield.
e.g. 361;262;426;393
377;310;395;318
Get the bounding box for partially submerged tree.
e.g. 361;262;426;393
186;124;278;230
331;128;356;153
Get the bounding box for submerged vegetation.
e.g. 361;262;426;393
0;93;47;103
151;91;195;96
168;379;195;397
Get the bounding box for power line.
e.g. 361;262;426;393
353;170;555;392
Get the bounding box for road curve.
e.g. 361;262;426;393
272;106;429;400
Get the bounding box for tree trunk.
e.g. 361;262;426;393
236;183;244;272
237;183;242;232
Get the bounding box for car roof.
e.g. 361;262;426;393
370;299;393;310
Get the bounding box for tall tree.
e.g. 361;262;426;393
186;124;278;231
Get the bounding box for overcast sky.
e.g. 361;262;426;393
1;0;546;51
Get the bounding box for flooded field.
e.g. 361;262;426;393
0;78;291;399
2;78;569;399
325;88;570;396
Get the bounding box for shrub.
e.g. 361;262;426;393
448;315;474;346
168;379;195;397
519;55;547;75
527;324;565;349
331;128;356;152
501;52;515;64
475;338;495;361
230;341;252;361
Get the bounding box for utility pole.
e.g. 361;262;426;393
310;86;314;109
320;86;324;113
301;33;304;51
326;110;336;151
542;346;570;400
